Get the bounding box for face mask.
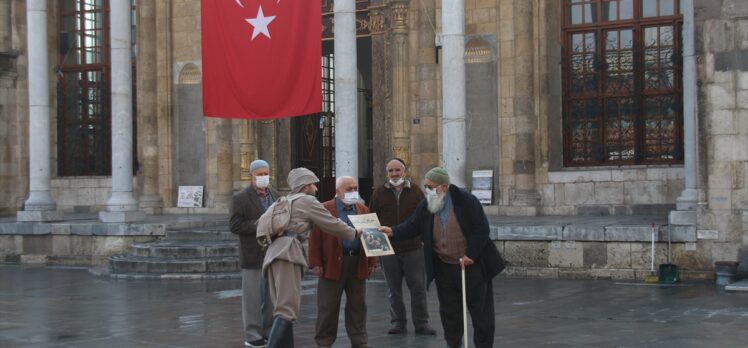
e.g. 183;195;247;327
389;178;404;187
426;188;446;213
255;175;270;189
343;191;360;205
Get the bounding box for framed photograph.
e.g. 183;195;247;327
360;228;395;257
177;186;204;208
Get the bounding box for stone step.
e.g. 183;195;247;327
165;226;237;241
130;241;238;258
109;255;239;274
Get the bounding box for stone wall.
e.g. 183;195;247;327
498;240;712;281
0;0;27;215
50;177;139;213
696;0;748;262
537;167;684;216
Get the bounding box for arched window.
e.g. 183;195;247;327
562;0;683;166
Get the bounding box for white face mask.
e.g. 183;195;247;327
389;178;404;187
255;175;270;189
343;191;360;205
426;188;446;213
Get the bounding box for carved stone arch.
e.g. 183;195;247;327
174;62;206;189
464;35;498;203
178;63;201;85
465;37;495;64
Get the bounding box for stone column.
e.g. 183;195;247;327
509;0;540;209
137;0;162;214
238;120;257;182
670;0;698;226
675;0;698;212
441;0;467;187
391;1;411;167
214;119;233;209
17;0;62;222
334;0;359;179
369;4;388;186
100;0;142;222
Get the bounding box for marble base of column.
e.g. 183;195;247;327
669;210;697;226
139;195;163;215
100;192;143;222
17;210;63;222
675;188;698;211
18;193;63;221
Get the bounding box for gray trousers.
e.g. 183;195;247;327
242;268;274;342
380;246;430;329
315;255;368;347
267;259;303;321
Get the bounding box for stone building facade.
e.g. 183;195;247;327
0;0;746;278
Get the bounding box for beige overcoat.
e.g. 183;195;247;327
262;194;356;275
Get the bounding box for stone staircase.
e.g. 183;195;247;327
107;225;241;279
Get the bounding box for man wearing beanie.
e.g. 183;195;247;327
230;159;277;348
262;167;362;348
379;167;504;348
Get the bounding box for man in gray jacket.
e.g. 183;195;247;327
263;167;361;348
230;159;277;348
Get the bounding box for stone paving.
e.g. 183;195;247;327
1;265;747;347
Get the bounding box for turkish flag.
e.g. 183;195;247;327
201;0;321;119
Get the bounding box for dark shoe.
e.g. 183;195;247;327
245;339;267;348
415;325;437;335
266;316;294;348
387;326;405;334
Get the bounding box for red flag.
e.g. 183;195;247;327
201;0;321;119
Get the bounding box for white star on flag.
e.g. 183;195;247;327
246;5;276;40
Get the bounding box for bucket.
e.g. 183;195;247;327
714;261;738;287
658;263;679;284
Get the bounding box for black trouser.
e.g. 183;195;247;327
433;258;495;348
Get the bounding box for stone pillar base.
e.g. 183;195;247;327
99;211;145;223
17;210;64;222
669;210;697;226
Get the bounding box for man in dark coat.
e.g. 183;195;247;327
368;158;436;335
380;167;503;348
230;159;278;348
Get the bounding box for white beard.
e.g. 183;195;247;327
427;193;446;213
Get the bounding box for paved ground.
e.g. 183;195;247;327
1;265;747;348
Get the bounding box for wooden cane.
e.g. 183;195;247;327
460;257;469;348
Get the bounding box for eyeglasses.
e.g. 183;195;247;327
424;184;438;190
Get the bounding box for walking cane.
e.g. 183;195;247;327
459;258;469;348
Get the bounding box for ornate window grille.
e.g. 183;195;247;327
562;0;683;166
57;0;136;176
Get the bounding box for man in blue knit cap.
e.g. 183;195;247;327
230;159;277;348
379;167;504;348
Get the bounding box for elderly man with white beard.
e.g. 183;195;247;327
379;167;503;348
